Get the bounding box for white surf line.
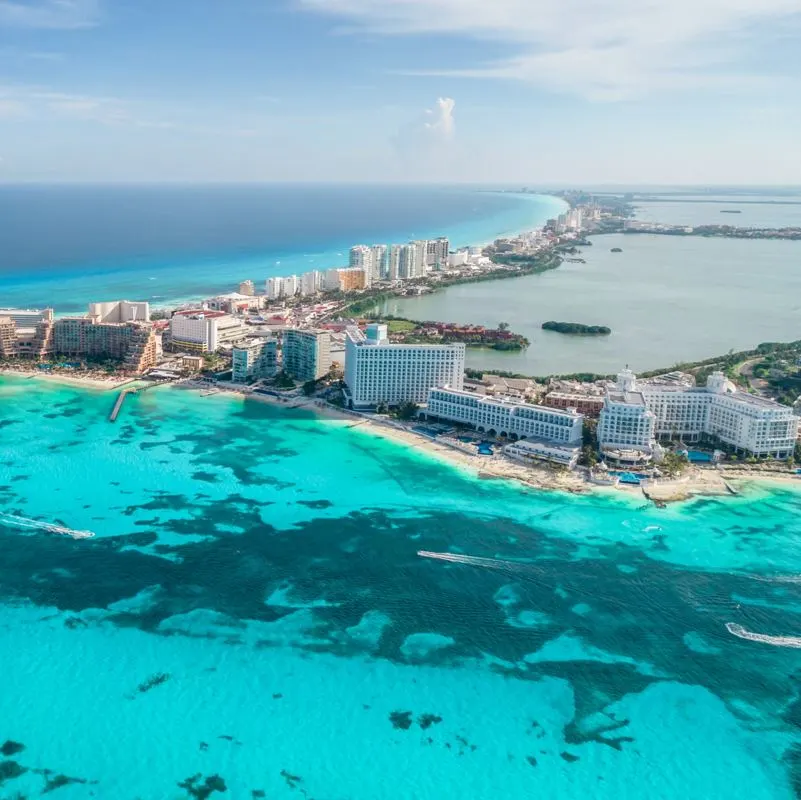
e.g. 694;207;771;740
726;622;801;649
417;550;526;570
0;512;95;540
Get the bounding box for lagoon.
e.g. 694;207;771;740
382;233;801;376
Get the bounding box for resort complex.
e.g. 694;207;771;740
425;388;583;444
344;323;465;408
0;302;158;372
598;369;799;463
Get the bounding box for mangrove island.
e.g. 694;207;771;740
542;321;612;336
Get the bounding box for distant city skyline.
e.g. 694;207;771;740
1;0;800;184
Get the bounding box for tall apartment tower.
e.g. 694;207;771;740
282;329;332;382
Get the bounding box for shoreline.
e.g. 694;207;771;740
193;382;801;504
0;367;138;391
2;369;799;504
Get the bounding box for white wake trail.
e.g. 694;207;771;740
726;622;801;649
417;550;526;571
0;512;95;540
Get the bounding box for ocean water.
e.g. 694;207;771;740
2;375;801;798
0;185;565;313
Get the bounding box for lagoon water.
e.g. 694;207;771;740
2;376;801;798
384;207;801;376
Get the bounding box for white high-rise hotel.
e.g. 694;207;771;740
598;369;799;459
344;324;464;408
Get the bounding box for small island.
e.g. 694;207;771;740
610;247;623;253
542;321;612;336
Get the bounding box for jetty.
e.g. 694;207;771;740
109;388;135;421
109;381;169;422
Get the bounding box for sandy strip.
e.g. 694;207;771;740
0;368;138;391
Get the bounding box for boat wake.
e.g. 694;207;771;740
0;512;95;540
417;550;527;571
745;574;801;585
726;622;801;648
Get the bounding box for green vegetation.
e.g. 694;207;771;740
659;451;690;478
273;371;296;390
542;321;612;336
578;418;599;467
393;401;420;421
385;319;417;334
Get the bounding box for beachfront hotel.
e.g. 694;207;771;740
51;317;158;372
0;304;157;371
425;388;584;444
344;323;464;409
282;329;332;382
232;336;278;383
598;369;799;460
0;308;54;361
168;310;246;353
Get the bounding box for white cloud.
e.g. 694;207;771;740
392;96;458;178
297;0;801;99
424;96;455;140
0;0;100;29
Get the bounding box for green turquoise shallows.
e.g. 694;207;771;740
0;375;800;799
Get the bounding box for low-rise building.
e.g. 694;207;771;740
181;356;204;372
503;439;581;468
543;391;605;417
345;324;464;408
232;337;278;383
426;388;583;444
282;329;332;382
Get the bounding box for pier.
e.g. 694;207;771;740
109;388;135;421
109;381;170;422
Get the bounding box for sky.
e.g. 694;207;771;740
1;0;800;184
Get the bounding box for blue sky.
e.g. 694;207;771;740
1;0;800;183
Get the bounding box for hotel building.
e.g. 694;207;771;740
0;308;54;360
232;336;278;383
598;369;799;460
371;245;388;280
426;237;450;270
169;311;246;353
425;388;584;444
282;329;332;382
50;317;158;372
87;300;150;323
0;305;156;371
337;267;369;291
300;271;321;297
503;439;581;469
344;324;465;408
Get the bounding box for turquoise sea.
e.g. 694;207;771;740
2;375;801;798
0;185;565;313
